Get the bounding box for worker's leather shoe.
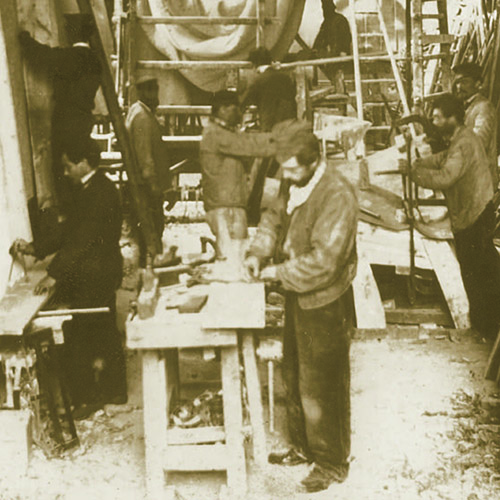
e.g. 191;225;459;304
268;448;310;466
300;463;348;492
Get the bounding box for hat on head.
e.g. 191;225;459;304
452;62;483;81
272;119;318;164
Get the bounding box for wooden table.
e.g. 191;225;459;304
126;282;267;500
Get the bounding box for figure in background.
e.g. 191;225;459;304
241;47;297;223
17;139;127;419
452;62;499;190
400;94;500;341
200;90;277;263
313;0;352;58
126;76;167;258
19;14;101;213
245;120;357;493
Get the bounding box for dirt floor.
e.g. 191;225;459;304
2;330;500;500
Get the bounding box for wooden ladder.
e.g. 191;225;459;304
348;0;411;150
412;0;455;104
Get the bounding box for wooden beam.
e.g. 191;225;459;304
164;444;228;471
166;426;225;445
76;0;161;256
221;345;246;497
138;60;252;70
141;351;168;499
241;332;267;467
385;308;453;326
137;16;279;25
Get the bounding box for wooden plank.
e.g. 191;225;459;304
163;444;228;471
421;239;470;329
221;345;246;498
241;332;267;467
127;321;238;350
386;308;453;327
0;269;48;335
202;283;265;330
141;351;168;499
138;16;261;25
167;426;225;445
352;259;386;329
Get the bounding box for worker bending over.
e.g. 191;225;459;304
400;94;500;340
17;139;127;419
126;76;167;256
245;120;357;493
200;90;277;259
452;62;499;189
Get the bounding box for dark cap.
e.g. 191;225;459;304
452;62;483;81
272;119;319;164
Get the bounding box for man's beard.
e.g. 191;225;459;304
435;123;455;138
291;169;315;188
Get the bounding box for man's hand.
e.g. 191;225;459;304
13;239;35;256
244;255;261;280
260;265;278;282
34;274;56;295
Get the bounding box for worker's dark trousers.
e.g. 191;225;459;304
61;288;127;407
282;287;353;474
454;202;500;339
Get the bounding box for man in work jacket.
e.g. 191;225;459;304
400;93;500;341
200;90;277;258
453;62;498;190
245;120;358;493
126;76;167;256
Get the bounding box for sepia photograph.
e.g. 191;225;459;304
1;0;500;498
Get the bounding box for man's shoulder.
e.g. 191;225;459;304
315;165;357;205
468;94;495;114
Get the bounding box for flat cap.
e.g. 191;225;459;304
271;119;317;164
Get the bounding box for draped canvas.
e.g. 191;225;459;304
139;0;306;92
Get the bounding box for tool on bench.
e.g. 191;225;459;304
8;242;29;282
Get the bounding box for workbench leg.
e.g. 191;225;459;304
221;344;246;499
241;332;267;467
142;350;168;500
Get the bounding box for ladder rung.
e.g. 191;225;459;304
423;91;448;100
422;52;449;61
421;34;455;45
359;33;384;37
418;13;445;20
368;125;391;131
345;78;395;84
363;102;392;107
356;11;378;15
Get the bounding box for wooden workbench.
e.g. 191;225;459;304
126;281;267;500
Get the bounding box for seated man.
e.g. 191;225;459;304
200;90;277;259
18;139;127;418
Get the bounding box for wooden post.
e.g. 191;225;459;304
241;332;267;467
295;66;310;121
256;0;265;47
126;0;138;107
221;344;246;499
141;351;168;499
348;0;364;123
412;0;425;104
76;0;161;257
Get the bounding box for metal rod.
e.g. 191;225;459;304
37;307;111;317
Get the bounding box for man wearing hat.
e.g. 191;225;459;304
126;76;166;255
453;62;498;189
244;120;358;493
200;90;277;259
